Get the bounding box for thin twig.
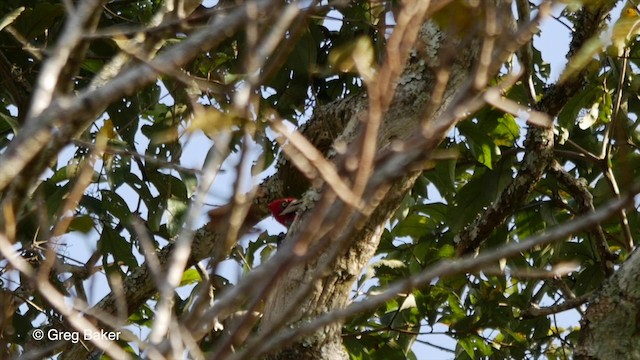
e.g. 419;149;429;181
251;182;639;356
352;0;431;205
72;139;203;175
271;119;363;208
27;0;108;119
0;234;132;360
522;294;590;318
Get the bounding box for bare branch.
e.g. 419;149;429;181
270;119;362;208
522;294;590;318
0;0;280;195
253;181;640;356
27;0;108;118
0;235;131;359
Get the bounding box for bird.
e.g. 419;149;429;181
206;197;301;235
267;198;300;228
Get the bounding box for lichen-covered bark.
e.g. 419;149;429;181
576;249;640;359
261;172;421;360
258;14;488;358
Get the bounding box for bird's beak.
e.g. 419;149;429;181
280;199;302;216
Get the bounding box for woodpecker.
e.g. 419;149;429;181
267;198;300;228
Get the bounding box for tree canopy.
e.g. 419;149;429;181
1;0;640;359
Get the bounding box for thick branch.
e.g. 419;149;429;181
576;246;640;359
454;2;617;256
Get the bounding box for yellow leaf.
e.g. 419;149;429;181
431;1;477;33
188;106;244;137
561;5;640;83
610;6;640;56
328;36;375;79
149;126;179;145
96;119;117;147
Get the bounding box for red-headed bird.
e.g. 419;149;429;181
267;198;300;228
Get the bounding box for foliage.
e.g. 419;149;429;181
0;0;638;359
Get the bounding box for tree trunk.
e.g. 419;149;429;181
257;9;500;356
576;249;640;359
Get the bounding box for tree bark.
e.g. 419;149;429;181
576;248;640;359
257;11;495;357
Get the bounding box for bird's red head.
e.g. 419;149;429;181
268;198;299;228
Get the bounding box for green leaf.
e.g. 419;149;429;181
14;3;64;40
392;214;429;238
289;29;319;74
99;227;137;268
458;337;476;359
107;155;132;190
260;243;277;265
180;269;202;286
486;114;520;147
558;86;599;132
0;112;19;135
147;171;188;199
146;197;164;232
458;121;496;169
108;96;142;146
68;215;95;233
100;190;132;222
573;265;605;295
424;159;457;201
166;196;188;237
80;58;104;74
449;168;494;233
129;304;154;327
178;171;198;198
